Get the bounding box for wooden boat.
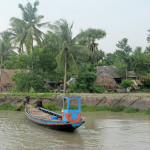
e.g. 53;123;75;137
25;96;85;132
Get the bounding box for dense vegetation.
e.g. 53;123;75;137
0;1;150;93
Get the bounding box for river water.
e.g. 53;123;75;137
0;111;150;150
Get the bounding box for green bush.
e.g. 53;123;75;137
110;105;125;112
144;108;150;114
68;71;104;93
142;74;150;89
42;102;60;111
12;72;45;93
81;105;110;112
29;87;35;93
121;79;135;89
0;103;13;110
123;107;138;113
0;103;24;111
95;105;110;111
94;84;105;93
13;105;24;111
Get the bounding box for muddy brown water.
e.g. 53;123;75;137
0;111;150;150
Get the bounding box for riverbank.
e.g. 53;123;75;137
1;102;150;115
0;93;150;111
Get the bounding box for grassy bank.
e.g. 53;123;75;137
0;102;150;115
0;103;24;111
38;103;150;115
0;92;56;98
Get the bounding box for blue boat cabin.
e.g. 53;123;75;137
62;96;81;122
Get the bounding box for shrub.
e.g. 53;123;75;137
0;103;24;111
0;103;13;110
94;84;105;93
110;105;125;112
144;108;150;114
29;87;35;93
12;72;45;93
81;105;110;112
95;105;110;111
142;74;150;89
121;79;135;89
123;107;138;113
13;105;24;111
42;102;60;111
68;71;105;93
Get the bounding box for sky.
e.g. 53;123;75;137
0;0;150;53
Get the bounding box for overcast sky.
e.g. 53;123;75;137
0;0;150;53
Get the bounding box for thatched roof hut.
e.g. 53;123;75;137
127;71;137;79
0;69;21;86
96;70;119;91
135;80;142;86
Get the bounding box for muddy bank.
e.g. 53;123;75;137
0;93;150;111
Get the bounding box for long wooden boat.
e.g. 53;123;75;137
25;96;85;132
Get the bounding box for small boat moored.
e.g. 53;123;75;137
25;96;85;132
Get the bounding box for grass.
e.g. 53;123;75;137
0;101;150;115
0;103;24;111
0;92;56;98
123;107;139;113
143;108;150;114
110;105;125;112
81;105;141;114
81;105;110;112
42;102;61;111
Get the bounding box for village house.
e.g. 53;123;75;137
95;66;142;91
0;69;21;92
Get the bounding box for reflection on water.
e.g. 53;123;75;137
0;111;150;150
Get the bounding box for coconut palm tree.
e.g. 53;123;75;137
49;19;89;93
10;1;49;54
0;31;12;82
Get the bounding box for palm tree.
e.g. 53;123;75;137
9;26;26;54
49;19;89;93
76;28;106;65
0;31;12;82
76;28;106;52
10;1;49;54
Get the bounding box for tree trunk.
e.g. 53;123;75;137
0;56;3;83
63;49;68;93
31;38;33;53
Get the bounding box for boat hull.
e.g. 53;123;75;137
25;108;85;132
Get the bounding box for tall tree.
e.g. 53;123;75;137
146;29;150;44
0;31;12;82
130;47;150;75
145;46;150;55
116;38;132;58
76;28;106;52
115;38;132;70
89;50;105;64
76;28;106;65
49;19;88;93
10;1;49;54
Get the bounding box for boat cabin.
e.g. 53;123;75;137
62;96;81;122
